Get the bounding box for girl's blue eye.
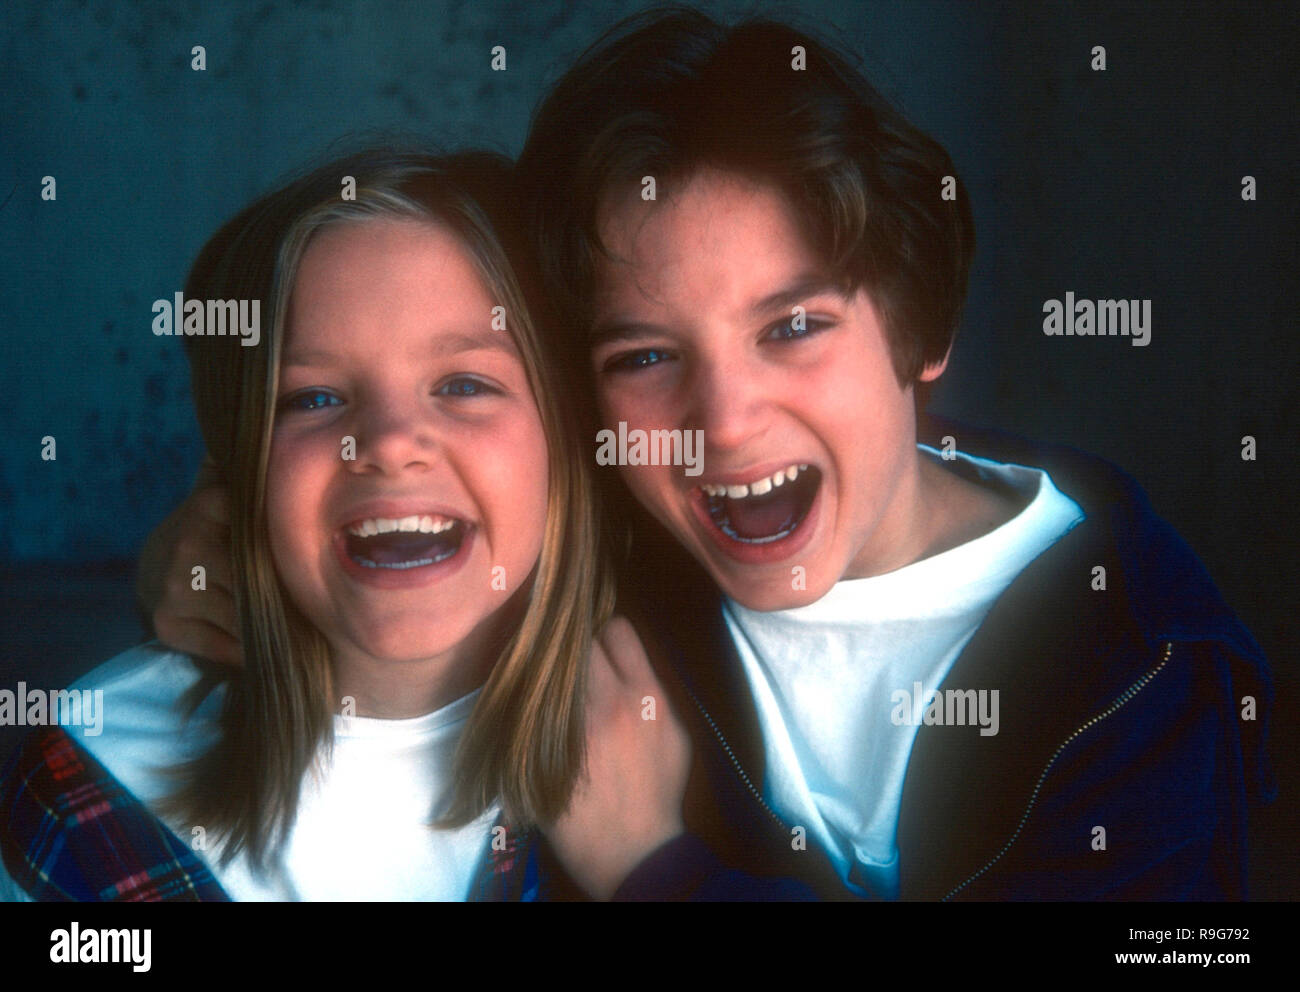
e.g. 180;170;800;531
282;390;342;412
606;348;672;373
438;377;496;397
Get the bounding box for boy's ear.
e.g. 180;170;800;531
917;344;954;383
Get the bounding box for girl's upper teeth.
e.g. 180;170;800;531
347;515;456;537
702;464;809;499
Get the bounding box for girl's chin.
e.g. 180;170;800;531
334;591;522;666
339;627;473;665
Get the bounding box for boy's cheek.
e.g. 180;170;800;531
596;380;664;426
623;469;698;541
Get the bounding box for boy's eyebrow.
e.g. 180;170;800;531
282;331;519;367
588;319;667;347
590;275;848;347
748;276;848;317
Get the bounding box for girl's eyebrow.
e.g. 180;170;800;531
282;331;520;367
428;330;521;357
281;348;339;368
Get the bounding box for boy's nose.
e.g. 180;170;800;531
685;356;768;454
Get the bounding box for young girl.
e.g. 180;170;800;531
0;148;674;900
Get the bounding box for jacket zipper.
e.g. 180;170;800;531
674;674;790;834
940;639;1175;901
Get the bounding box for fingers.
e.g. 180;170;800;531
586;627;622;700
595;615;654;685
545;615;693;898
172;526;235;595
152;614;243;667
191;483;231;527
161;564;239;634
168;482;235;598
588;617;654;732
595;615;682;727
147;481;239;661
593;616;690;766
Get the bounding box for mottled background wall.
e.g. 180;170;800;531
1;0;1295;892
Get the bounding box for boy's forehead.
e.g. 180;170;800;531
590;169;832;320
597;169;793;249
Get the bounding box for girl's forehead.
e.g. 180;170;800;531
291;221;489;312
282;219;524;364
298;217;483;284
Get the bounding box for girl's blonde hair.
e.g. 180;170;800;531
165;148;613;870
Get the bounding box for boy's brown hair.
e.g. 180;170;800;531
517;6;976;388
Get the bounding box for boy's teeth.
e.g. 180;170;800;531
347;515;457;537
702;463;810;499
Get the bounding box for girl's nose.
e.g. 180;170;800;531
348;403;437;476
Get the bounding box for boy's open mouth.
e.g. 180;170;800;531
342;514;468;570
700;463;820;544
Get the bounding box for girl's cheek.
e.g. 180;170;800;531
270;428;330;471
503;407;550;523
264;434;325;535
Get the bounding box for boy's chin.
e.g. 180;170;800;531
711;565;835;613
728;589;827;613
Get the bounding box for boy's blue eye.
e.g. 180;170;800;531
282;389;342;412
437;377;497;397
766;316;827;341
606;348;673;373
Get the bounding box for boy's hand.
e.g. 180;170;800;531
543;615;691;900
136;459;241;666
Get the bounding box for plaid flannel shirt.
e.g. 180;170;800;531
1;724;547;902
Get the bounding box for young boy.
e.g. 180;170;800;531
138;10;1274;900
510;8;1275;900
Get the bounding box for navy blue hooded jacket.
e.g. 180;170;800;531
592;417;1277;900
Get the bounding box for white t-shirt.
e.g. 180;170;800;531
0;643;498;901
722;446;1085;898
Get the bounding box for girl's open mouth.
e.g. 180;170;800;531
342;514;469;570
701;463;821;544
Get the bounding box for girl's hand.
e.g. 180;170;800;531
136;458;242;666
544;615;692;900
